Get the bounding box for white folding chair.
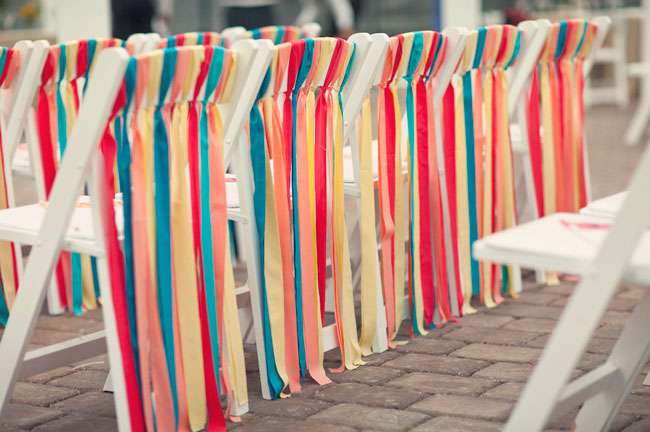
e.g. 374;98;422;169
474;147;650;429
512;17;611;226
0;38;273;422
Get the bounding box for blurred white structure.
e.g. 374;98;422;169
40;0;111;42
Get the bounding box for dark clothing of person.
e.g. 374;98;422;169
111;0;155;39
225;5;275;30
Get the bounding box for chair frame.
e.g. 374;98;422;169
0;39;274;423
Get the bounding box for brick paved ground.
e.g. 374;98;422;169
2;281;650;431
1;106;650;431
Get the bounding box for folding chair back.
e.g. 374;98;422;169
28;38;126;315
0;38;273;430
0;42;34;326
519;17;611;220
445;25;524;312
247;24;320;44
157;31;226;48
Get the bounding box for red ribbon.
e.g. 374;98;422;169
314;39;344;322
99;85;146;432
442;84;463;315
527;69;544;217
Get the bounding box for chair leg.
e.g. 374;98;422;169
103;371;114;393
505;277;622;431
575;288;650;431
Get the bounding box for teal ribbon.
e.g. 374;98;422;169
0;282;7;327
574;21;588;60
405;32;424;335
83;39;97;94
505;31;521;70
116;59;140;392
153;47;179;421
291;38;314;377
556;21;568;60
250;68;285;398
252;28;262;39
274;27;285;45
199;47;225;391
197;33;204;45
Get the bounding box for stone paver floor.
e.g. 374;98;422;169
2;280;650;431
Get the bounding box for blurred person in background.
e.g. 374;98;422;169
222;0;277;29
296;0;356;38
111;0;173;39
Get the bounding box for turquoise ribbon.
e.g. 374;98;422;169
505;31;521;70
199;47;225;391
197;33;204;45
252;28;262;39
250;68;285;398
291;38;313;377
116;59;140;391
463;70;480;297
153;47;179;421
274;27;285;45
405;32;424;335
0;282;7;327
574;21;588;60
83;39;97;94
556;21;568;60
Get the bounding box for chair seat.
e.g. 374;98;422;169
580;191;627;217
0;179;244;256
473;212;650;285
12;143;32;177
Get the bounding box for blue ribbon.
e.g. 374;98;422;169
291;38;314;377
405;32;424;335
0;282;8;327
154;47;179;421
116;58;141;392
250;67;285;398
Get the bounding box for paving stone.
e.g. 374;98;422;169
31;414;118;432
29;329;80;346
502;318;557;333
48;370;108;391
488;304;562;319
325;348;400;367
482;382;524;401
36;315;104;334
411;416;502;432
409;394;513;421
454;313;514;328
607;298;640;312
73;354;110;371
11;382;78;407
474;362;543;382
623;418;650;432
578;352;607;371
601;311;632;327
540;283;575;296
53;392;116;418
396;338;466;355
0;404;63;429
250;397;330;418
443;327;538;346
546;409;578;429
313;381;424;409
332;365;404;385
387;372;497;396
384;353;489;376
310;403;429;431
451;343;542;363
609;414;636;431
596;324;624;340
25;367;75;384
237;416;357;432
516;292;563;306
621;395;650;416
618;286;645;301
